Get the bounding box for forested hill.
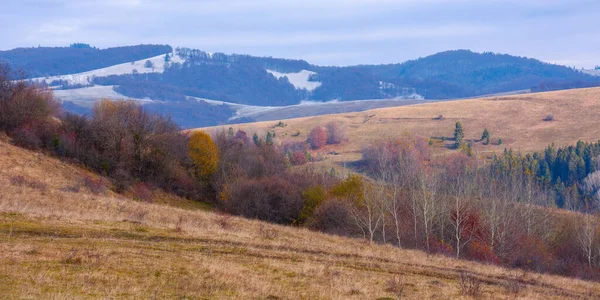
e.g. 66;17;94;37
0;44;172;77
360;50;599;99
86;47;600;105
3;45;600;128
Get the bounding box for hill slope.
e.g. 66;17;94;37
203;87;600;166
0;44;172;78
1;137;599;298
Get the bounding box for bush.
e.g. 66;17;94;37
307;199;351;235
543;114;554;121
10;125;42;149
325;121;347;145
0;81;60;132
307;126;327;149
132;182;153;202
223;176;303;224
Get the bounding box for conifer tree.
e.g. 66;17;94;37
454;121;464;148
481;128;490;145
253;133;262;146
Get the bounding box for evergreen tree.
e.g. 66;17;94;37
266;132;273;145
481;128;490;145
144;60;154;69
253;133;262;146
227;127;234;138
454;121;464;148
164;53;171;62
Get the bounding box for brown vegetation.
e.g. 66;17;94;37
2;138;600;299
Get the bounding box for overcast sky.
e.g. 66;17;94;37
2;0;599;67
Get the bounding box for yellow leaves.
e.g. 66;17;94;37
188;131;219;181
330;174;365;206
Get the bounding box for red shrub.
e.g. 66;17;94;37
508;235;553;272
10;125;41;149
132;182;153;203
430;238;454;256
467;241;501;264
289;150;308;166
307;126;327;149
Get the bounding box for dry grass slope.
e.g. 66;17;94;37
1;136;600;299
204;87;600;167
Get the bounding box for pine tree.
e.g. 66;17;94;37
481;128;490;145
454;122;464;148
164;53;171;62
253;133;262;146
266;132;273;145
227;127;234;138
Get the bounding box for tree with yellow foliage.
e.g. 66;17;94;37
188;131;219;181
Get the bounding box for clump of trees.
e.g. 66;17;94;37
354;136;600;279
307;122;348;150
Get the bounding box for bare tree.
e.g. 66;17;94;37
347;180;384;243
577;213;597;267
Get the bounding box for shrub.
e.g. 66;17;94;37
82;176;106;194
325;121;347;145
0;80;60;132
223;176;303;224
132;182;153;202
10;125;41;149
298;186;327;223
307;199;352;235
467;241;500;264
9;175;26;186
458;272;482;298
543;114;554;122
307;126;327;149
259;224;279;239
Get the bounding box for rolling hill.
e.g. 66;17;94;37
1;135;599;299
3;44;599;128
201;87;600;166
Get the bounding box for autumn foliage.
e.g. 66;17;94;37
307;126;327;149
188;130;219;181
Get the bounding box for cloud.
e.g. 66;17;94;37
0;0;598;67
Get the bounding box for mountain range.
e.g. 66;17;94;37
1;43;598;128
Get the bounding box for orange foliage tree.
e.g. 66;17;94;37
307;126;327;149
188;131;219;181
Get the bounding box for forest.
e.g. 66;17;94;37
0;44;172;78
3;65;600;281
89;48;600;105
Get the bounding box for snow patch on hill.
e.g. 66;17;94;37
582;69;600;76
53;85;154;107
31;52;184;86
266;69;321;91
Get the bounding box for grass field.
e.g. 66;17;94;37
2;131;600;298
203;87;600;168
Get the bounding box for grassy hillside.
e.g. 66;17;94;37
1;133;600;298
205;87;600;167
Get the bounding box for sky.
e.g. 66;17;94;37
1;0;599;68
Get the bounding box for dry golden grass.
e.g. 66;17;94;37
201;87;600;168
2;137;600;299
